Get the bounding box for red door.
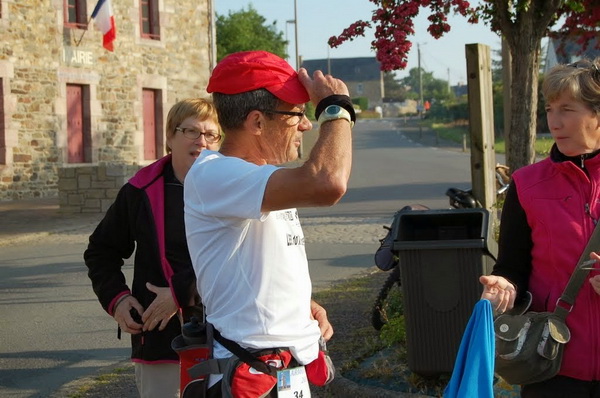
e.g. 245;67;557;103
0;78;5;165
67;84;84;163
143;89;157;160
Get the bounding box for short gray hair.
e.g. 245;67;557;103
212;89;280;131
542;57;600;113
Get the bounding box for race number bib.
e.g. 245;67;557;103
277;366;311;398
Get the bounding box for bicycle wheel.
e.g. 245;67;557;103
371;265;401;331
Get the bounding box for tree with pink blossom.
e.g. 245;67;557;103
330;0;599;172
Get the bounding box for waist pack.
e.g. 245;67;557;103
180;325;335;398
494;310;570;385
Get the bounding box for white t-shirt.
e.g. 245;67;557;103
184;150;321;364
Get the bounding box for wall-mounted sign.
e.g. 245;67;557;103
63;47;94;66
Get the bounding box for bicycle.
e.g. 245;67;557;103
371;165;510;331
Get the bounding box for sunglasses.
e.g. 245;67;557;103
567;61;600;83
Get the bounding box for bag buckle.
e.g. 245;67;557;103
555;298;573;313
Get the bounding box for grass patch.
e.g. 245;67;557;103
66;365;133;398
430;122;554;157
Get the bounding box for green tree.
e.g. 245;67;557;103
216;6;287;61
400;67;452;103
383;72;408;101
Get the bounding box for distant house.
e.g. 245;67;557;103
301;57;384;109
544;35;600;72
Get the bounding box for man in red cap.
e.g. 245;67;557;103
184;50;355;396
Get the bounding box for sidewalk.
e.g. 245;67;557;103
0;196;103;247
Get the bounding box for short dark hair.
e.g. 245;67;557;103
212;89;280;131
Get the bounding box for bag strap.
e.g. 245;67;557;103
554;222;600;319
213;328;279;377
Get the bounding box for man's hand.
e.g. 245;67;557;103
311;300;333;341
298;68;349;106
479;275;516;314
141;282;178;332
113;295;144;335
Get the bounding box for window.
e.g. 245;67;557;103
140;0;160;40
357;83;364;95
64;0;87;29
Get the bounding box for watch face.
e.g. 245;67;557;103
325;105;342;116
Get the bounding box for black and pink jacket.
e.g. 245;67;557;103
84;155;199;363
495;145;600;381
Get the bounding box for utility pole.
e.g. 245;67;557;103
294;0;299;71
293;0;303;158
418;43;424;117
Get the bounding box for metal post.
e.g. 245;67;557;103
294;0;299;71
418;44;424;118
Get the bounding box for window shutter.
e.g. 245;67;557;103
150;0;160;38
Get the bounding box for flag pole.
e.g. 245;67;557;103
74;16;94;47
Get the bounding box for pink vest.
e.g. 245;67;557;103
513;154;600;380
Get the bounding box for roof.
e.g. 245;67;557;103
301;57;382;82
545;35;600;71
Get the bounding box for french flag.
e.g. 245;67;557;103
91;0;116;52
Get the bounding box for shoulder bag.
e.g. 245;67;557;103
494;223;600;385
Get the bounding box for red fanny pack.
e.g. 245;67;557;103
228;348;294;398
216;329;335;397
226;347;334;397
305;350;334;386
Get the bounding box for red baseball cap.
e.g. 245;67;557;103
207;51;309;104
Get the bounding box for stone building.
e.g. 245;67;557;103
0;0;216;205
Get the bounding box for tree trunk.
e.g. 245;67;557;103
493;0;562;172
506;40;539;172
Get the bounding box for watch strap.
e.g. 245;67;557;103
314;95;356;122
317;106;354;127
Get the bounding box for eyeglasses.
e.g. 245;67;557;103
262;109;306;125
175;127;222;143
567;61;600;83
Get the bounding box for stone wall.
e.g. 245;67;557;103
0;0;215;201
58;163;141;213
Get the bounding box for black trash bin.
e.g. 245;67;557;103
391;208;497;376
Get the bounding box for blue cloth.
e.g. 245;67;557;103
444;299;495;398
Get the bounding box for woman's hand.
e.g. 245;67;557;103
141;282;178;332
479;275;517;314
588;252;600;295
113;295;144;335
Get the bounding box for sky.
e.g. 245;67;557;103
214;0;503;86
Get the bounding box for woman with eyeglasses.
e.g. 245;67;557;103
480;57;600;397
84;98;222;398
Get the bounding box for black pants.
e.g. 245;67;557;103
521;376;600;398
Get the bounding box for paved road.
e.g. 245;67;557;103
0;118;477;397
